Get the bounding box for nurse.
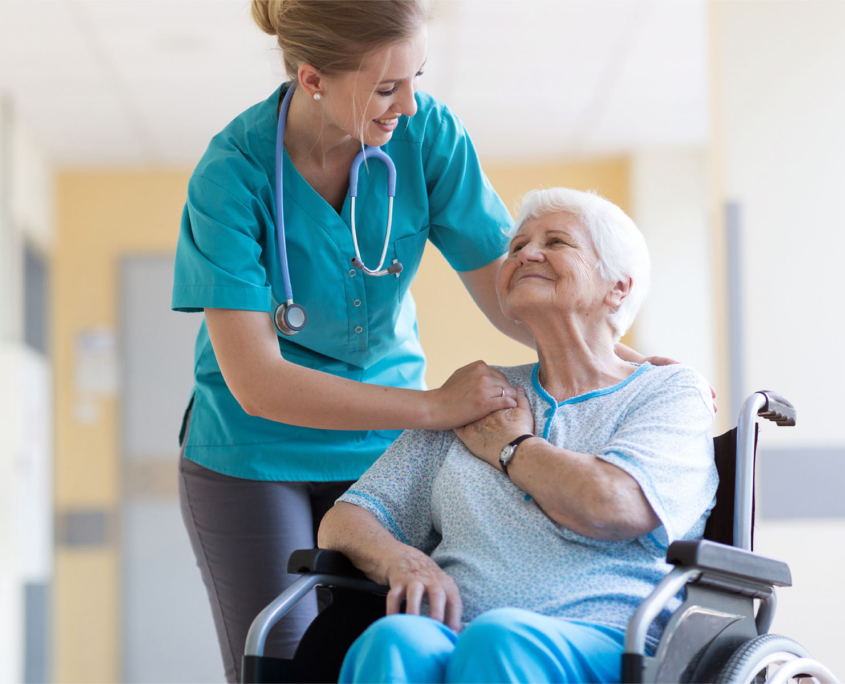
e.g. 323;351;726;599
172;1;659;681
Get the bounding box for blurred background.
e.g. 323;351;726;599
0;0;843;681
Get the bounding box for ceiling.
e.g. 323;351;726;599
0;0;707;167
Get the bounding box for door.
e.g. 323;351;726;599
120;255;222;683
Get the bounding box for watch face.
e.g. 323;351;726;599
499;444;514;465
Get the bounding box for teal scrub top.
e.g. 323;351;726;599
172;84;512;482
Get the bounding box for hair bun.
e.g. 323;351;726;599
251;0;281;36
251;0;429;80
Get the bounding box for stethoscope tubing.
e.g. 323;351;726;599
273;81;402;334
350;195;394;275
275;81;297;304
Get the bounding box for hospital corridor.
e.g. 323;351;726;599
0;1;844;682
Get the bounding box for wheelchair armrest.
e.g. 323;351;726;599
667;540;792;587
287;548;371;581
245;552;387;661
288;549;389;597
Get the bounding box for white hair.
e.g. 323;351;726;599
512;188;651;342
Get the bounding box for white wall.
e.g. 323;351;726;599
754;519;845;671
0;347;53;684
716;0;845;673
631;149;715;385
719;0;845;447
13;120;54;251
0;100;54;684
0;92;21;684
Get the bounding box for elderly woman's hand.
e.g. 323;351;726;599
384;547;463;632
454;389;535;468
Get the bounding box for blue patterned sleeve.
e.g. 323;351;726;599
337;428;448;554
598;367;718;547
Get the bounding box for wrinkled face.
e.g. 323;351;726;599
496;212;612;325
321;28;427;146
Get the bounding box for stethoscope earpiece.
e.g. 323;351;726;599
274;301;308;336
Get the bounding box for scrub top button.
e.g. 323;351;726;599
353;299;361;307
349;269;356;277
355;326;363;333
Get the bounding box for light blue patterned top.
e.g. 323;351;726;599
338;362;717;649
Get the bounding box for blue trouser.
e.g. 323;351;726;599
339;608;626;683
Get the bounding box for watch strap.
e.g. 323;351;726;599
500;434;535;478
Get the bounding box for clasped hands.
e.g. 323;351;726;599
454;387;536;469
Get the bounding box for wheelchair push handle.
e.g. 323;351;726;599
735;390;796;553
756;391;796;426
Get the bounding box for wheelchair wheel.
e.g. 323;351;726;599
714;634;811;684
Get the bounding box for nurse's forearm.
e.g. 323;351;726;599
253;360;521;430
205;308;518;431
249;359;436;429
458;257;536;349
494;314;536;347
615;342;646;364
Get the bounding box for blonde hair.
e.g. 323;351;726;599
252;0;430;80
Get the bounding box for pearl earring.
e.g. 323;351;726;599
313;93;321;101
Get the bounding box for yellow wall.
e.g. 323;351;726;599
53;171;191;682
52;158;628;681
413;156;632;388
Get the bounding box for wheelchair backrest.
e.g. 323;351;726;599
703;425;758;549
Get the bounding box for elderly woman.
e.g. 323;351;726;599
317;188;717;684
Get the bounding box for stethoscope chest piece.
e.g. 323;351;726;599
274;301;308;336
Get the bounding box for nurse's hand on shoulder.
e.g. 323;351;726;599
384;546;463;633
426;361;519;430
455;389;535;467
644;355;718;413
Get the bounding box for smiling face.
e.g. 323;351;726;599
497;212;628;331
313;28;428;146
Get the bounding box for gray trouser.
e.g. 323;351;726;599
178;411;353;683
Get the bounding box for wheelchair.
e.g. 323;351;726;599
241;391;840;684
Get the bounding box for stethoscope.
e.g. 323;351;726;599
273;82;403;336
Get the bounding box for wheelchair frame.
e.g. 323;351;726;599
242;391;840;684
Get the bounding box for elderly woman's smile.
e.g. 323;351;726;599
497;212;607;326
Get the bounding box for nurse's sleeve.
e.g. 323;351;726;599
423;108;512;272
337;428;448;555
172;175;272;313
598;367;718;548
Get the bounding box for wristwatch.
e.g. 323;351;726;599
498;434;535;478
